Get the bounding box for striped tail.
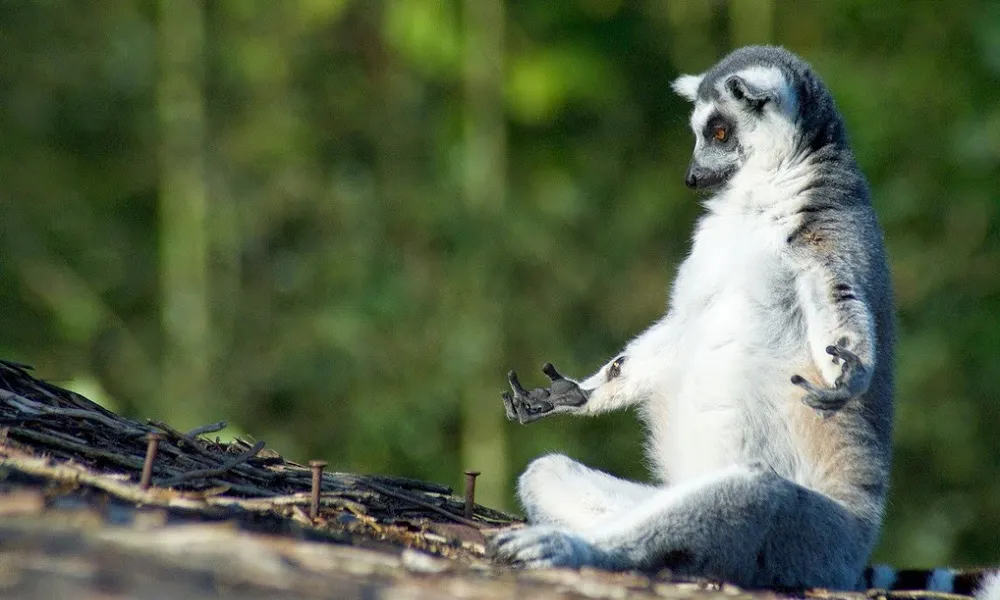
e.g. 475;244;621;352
864;566;1000;599
975;572;1000;600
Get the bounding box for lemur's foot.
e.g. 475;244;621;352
501;364;589;424
488;526;602;569
791;344;866;415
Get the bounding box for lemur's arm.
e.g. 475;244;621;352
791;258;876;414
502;320;672;424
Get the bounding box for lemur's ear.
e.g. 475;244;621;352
724;75;775;110
671;74;704;102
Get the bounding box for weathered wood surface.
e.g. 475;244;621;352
0;515;752;599
0;359;966;599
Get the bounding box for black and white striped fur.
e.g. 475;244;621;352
865;566;1000;600
491;46;896;591
490;45;999;597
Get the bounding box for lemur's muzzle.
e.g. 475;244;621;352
685;162;729;190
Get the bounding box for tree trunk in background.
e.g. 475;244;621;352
156;0;212;426
461;0;508;508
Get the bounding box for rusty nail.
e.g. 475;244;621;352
140;433;164;490
463;470;481;519
309;460;327;521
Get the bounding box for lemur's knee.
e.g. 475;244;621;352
517;454;657;530
519;454;582;491
518;454;577;514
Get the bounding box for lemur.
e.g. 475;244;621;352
491;45;900;592
491;45;1000;598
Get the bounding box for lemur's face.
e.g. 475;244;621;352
672;66;799;191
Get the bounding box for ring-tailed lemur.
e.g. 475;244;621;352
491;45;896;591
491;45;1000;598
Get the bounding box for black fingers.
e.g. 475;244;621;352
791;374;822;395
793;369;853;415
502;364;589;423
503;369;555;424
508;370;527;394
801;389;851;413
541;363;564;381
826;344;861;366
501;391;517;421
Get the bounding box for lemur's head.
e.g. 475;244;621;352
672;46;847;191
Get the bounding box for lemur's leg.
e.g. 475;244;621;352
491;465;874;591
517;454;658;531
502;319;673;424
791;263;876;414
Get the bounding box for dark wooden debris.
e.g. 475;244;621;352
0;359;984;599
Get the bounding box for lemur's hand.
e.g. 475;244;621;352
791;344;868;415
502;363;589;424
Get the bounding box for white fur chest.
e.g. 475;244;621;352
647;199;806;482
671;200;803;361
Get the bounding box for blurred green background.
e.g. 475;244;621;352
1;0;998;569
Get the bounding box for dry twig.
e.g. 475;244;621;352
0;359;517;539
159;440;267;487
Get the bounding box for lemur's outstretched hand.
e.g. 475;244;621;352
791;344;868;415
502;363;590;424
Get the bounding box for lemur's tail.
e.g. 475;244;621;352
975;571;1000;600
864;566;1000;599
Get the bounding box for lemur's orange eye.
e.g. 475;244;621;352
713;127;728;142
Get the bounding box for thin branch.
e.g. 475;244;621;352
362;480;482;528
159;440;266;487
186;420;227;437
7;428;164;474
0;389;144;434
205;478;279;498
1;453;176;505
210;492;367;515
149;420;278;483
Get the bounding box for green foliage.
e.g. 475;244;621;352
1;0;998;568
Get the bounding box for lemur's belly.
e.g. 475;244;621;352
648;285;809;484
653;357;805;483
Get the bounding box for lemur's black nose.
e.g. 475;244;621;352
684;161;699;188
685;163;724;189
